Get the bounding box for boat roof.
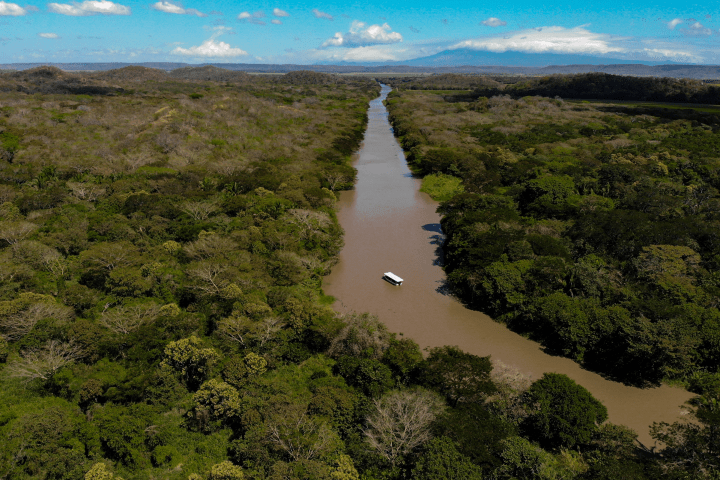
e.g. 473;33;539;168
384;272;404;282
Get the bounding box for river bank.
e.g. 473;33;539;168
323;84;693;446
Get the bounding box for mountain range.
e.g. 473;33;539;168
1;49;719;79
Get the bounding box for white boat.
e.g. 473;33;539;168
383;272;404;285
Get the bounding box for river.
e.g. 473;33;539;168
323;84;693;446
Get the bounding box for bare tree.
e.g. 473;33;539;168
80;242;135;271
153;132;182;154
217;315;285;350
265;403;339;462
67;182;106;202
8;340;84;381
216;315;253;347
0;298;74;340
43;256;69;279
486;359;534;424
184;234;237;260
100;303;161;335
286;209;331;241
121;152;153;172
328;312;392;360
256;317;285;348
324;172;347;192
187;261;229;296
182;201;217;221
0;221;38;245
0;185;16;204
364;389;445;467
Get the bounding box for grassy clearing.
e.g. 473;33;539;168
419;173;465;201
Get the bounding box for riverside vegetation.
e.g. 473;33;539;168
384;73;720;478
0;66;715;480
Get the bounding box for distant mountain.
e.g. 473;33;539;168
403;48;670;68
1;59;719;80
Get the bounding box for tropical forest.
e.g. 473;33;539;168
0;66;718;480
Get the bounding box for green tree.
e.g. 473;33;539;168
433;403;516;470
0;336;8;362
160;336;219;387
520;175;577;218
333;356;394;398
192;379;242;425
209;460;245;480
651;375;720;478
85;463;124;480
478;259;533;314
410;436;483;480
418;346;496;405
381;337;423;385
493;436;587;480
94;404;153;468
524;373;608;450
331;455;359;480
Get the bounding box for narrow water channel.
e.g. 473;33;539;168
323;84;693;446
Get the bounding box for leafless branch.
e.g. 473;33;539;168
364;389;445;467
8;340;84;381
99;303;161;335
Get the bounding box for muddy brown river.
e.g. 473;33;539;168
324;84;693;446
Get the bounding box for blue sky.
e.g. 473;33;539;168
0;0;718;64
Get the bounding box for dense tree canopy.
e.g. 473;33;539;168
0;69;715;479
386;82;720;387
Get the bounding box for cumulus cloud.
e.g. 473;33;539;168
271;19;281;24
171;28;248;57
481;17;506;27
151;2;205;17
0;1;26;15
48;0;130;16
272;7;288;17
667;18;683;29
312;8;332;20
238;10;265;24
38;32;60;38
451;26;623;55
322;20;402;47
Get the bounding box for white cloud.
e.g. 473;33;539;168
0;1;26;15
271;19;281;24
151;2;206;17
312;8;332;20
667;18;683;29
481;17;506;27
682;21;712;36
641;47;699;62
38;32;60;38
171;28;248;57
451;26;623;55
48;0;130;16
272;7;288;17
237;10;265;24
339;45;399;61
322;20;402;47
